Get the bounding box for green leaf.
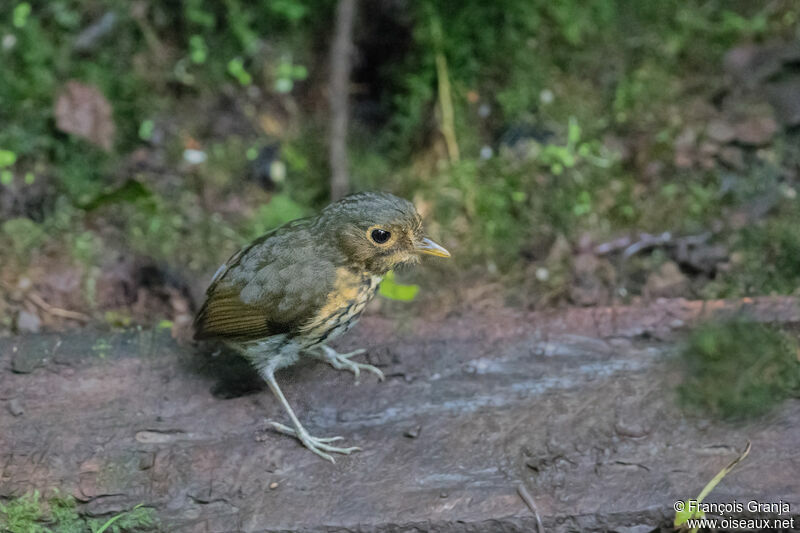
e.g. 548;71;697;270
674;507;701;527
227;58;252;85
81;179;153;211
674;442;751;529
94;504;143;533
0;149;17;168
567;116;582;146
138;119;155;141
189;35;208;64
292;64;308;80
378;271;419;302
13;2;31;28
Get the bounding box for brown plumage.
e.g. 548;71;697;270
194;191;449;462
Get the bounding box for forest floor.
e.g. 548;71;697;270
2;297;799;532
3;33;800;339
3;5;800;531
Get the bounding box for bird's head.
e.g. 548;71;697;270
317;191;450;275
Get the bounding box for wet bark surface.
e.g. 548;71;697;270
2;297;800;532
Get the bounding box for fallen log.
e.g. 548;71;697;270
2;297;799;532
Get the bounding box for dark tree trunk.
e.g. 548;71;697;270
329;0;357;201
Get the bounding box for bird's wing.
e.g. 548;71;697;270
194;219;336;342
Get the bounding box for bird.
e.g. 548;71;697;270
194;191;450;462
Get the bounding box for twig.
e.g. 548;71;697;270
516;482;545;533
428;6;459;163
622;231;673;258
593;231;712;258
129;2;165;63
74;11;117;52
26;292;91;323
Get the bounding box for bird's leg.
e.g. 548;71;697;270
315;344;385;383
261;369;360;463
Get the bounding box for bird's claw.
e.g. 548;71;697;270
319;346;385;383
269;421;360;463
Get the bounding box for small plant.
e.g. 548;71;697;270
674;441;751;532
227;57;253;86
0;490;157;533
274;57;308;93
0;149;16;185
677;320;800;420
2;218;45;258
0;490;46;533
89;504;158;533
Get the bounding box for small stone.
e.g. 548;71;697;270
614;419;650;438
138;452;155;470
2;34;17;50
766;77;800;127
675;244;729;274
718;145;745;170
183;149;207;164
734;116;778;146
16;311;41;334
8;398;24;417
404;426;421;439
673;127;698;168
698;141;718;169
570;253;616;306
11;349;46;374
723;42;800;86
644;262;689;299
706;119;736;143
269;482;279;490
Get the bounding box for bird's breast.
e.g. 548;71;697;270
299;269;382;347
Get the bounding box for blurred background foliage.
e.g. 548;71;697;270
1;0;800;331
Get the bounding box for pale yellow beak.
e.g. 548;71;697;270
415;237;451;258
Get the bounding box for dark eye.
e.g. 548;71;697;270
371;228;391;244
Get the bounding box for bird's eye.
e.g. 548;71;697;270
371;228;391;244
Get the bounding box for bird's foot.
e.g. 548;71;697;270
317;345;385;383
269;421;361;463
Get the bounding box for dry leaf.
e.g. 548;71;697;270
54;80;115;151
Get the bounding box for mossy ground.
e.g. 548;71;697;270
678;320;800;420
0;490;159;533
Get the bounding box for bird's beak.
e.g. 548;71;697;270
415;237;451;258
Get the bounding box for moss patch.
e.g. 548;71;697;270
677;320;800;420
0;491;159;533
